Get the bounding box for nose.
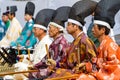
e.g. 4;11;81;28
91;25;95;32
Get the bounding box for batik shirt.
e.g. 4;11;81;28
10;19;37;48
49;34;69;68
67;32;97;72
0;17;22;47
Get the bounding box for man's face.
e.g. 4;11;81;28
2;15;9;22
66;22;76;34
8;13;13;20
24;14;32;21
92;24;104;38
32;27;44;38
48;24;59;38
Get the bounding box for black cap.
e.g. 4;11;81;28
49;6;71;31
7;6;17;13
25;2;35;16
94;0;120;28
68;0;97;27
2;11;9;15
34;9;55;30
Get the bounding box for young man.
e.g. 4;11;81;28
66;0;98;74
0;6;22;47
10;2;37;49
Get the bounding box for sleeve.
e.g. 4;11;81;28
15;23;34;47
86;38;97;58
56;39;68;67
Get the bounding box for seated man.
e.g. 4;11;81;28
10;2;37;49
65;0;98;74
13;9;55;80
77;0;120;79
0;6;22;66
91;0;120;79
0;2;37;66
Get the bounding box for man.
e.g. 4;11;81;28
13;9;55;80
10;2;37;49
2;11;10;30
87;14;100;48
0;6;22;66
66;0;98;74
42;6;72;79
91;0;120;79
48;6;71;68
0;6;22;47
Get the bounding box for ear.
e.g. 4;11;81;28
101;27;106;33
56;27;61;32
74;24;80;30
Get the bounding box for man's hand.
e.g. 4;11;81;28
28;65;34;70
46;59;56;66
72;63;85;73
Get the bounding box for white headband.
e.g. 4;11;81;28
68;18;83;27
49;22;64;31
94;20;111;29
33;24;47;30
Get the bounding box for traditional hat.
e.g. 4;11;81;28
25;2;35;16
49;6;71;31
94;0;120;29
34;9;55;30
68;0;97;27
7;6;17;13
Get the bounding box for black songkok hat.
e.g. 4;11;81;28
49;6;71;31
94;0;120;29
34;9;55;30
7;6;17;13
68;0;97;27
25;2;35;16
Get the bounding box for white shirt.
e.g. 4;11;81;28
31;35;52;65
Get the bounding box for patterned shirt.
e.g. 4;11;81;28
67;32;97;72
10;19;37;48
49;34;69;68
94;36;120;80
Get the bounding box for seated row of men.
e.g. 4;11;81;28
0;0;120;80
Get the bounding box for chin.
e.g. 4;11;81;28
49;35;52;38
